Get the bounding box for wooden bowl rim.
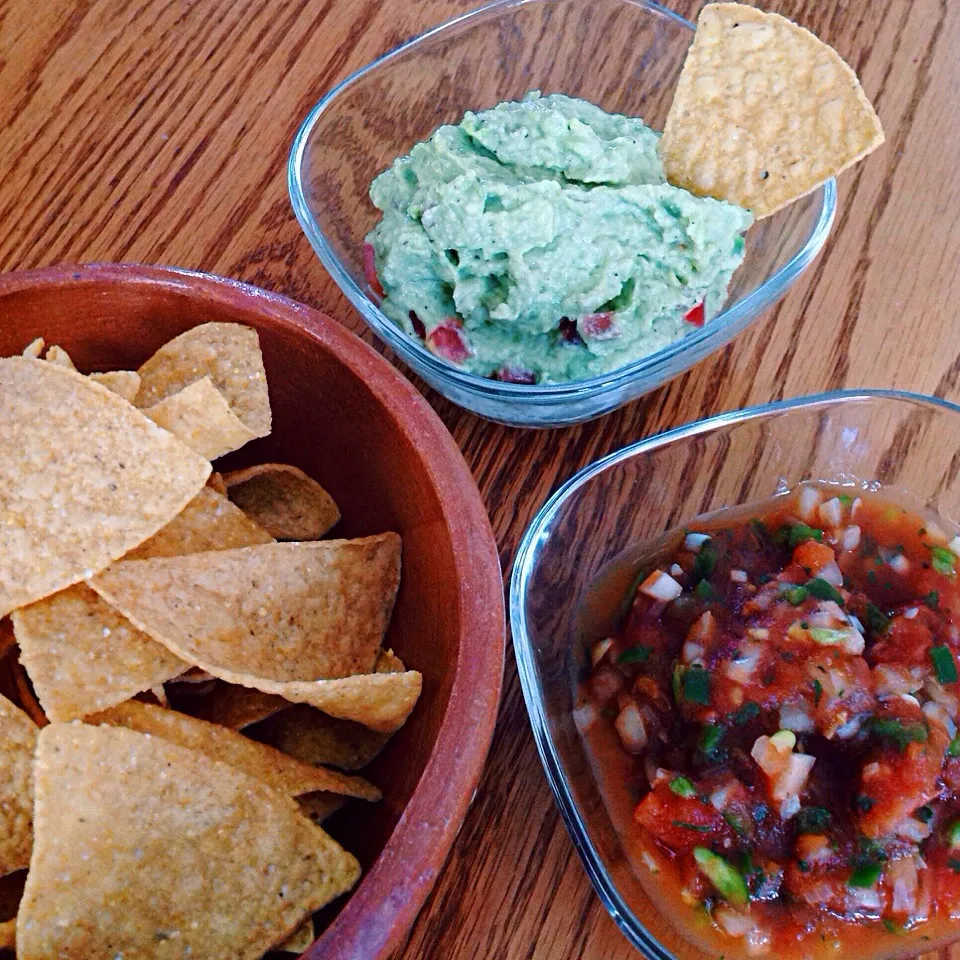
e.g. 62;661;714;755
0;261;506;960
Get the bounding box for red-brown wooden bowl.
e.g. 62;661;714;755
0;262;505;959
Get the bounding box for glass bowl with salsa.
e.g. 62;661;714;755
288;0;834;427
511;390;960;959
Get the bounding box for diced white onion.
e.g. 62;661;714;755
923;700;957;737
682;641;705;665
573;702;598;732
747;627;770;640
863;762;883;780
848;613;866;634
834;715;864;739
923;520;946;542
798;485;821;521
640;570;683;601
641;849;660;874
889;553;910;574
851;497;863;518
726;644;762;684
818;562;844;587
779;794;801;820
590;638;613;666
773;752;816;801
809;600;847;628
904;607;919;620
950;536;960;558
841;525;862;551
714;905;754;937
894;817;932;843
688;611;716;643
899;693;921;709
614;703;648;753
730;569;748;583
670;562;683;576
874;664;922;696
709;783;736;810
818;497;843;529
684;532;711;552
746;927;772;956
751;732;796;778
890;855;919;915
846;885;883;913
779;703;815;732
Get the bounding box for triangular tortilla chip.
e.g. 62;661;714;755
659;3;884;218
249;704;390;771
0;695;37;876
0;918;13;949
0;358;210;618
225;463;340;540
176;681;290;729
18;724;360;960
86;701;380;801
12;489;273;722
135;322;271;438
273;917;314;954
12;585;188;724
207;471;228;495
88;369;141;402
143;377;259;461
20;338;43;359
221;670;423;734
89;535;402;682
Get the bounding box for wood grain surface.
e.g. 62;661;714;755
1;0;958;958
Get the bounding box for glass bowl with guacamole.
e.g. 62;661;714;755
290;0;835;427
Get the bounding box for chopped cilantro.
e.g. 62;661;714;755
683;666;710;705
787;523;824;548
869;717;928;750
692;541;718;581
915;805;935;824
805;578;844;603
864;602;890;636
812;679;823;706
796;806;832;834
618;645;652;664
731;701;760;726
699;724;724;756
694;579;718;601
931;644;958;683
925;590;940;609
779;584;808;606
669;776;698;799
672;820;711;833
854;795;875;812
931;545;957;576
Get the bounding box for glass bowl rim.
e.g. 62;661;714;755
509;387;960;957
288;0;838;402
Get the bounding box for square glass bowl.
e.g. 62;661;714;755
289;0;836;427
510;391;960;959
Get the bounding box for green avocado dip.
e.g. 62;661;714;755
365;92;753;384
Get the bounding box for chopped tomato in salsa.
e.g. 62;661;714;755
577;487;960;956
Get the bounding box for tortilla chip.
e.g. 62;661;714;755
0;358;210;618
659;3;884;218
135;321;271;438
177;681;290;729
219;670;423;734
88;369;141;402
273;918;314;954
207;471;228;495
90;535;402;682
249;705;390;771
0;919;13;949
225;463;340;540
43;345;75;370
0;695;38;876
126;486;274;560
297;792;347;826
20;338;43;359
376;648;406;673
12;585;188;723
143;376;259;461
86;701;381;801
12;488;272;723
18;723;360;960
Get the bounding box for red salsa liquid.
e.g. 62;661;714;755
575;487;960;958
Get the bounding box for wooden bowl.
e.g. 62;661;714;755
0;262;505;959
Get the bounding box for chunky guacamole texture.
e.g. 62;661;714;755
366;93;753;384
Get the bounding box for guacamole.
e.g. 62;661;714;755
366;93;752;384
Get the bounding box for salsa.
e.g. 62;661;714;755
576;486;960;958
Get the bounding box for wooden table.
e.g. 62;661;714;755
2;0;958;956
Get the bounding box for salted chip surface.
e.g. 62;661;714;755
90;535;402;682
12;585;188;723
88;369;141;402
0;696;37;876
250;704;391;772
18;723;360;960
12;488;273;722
143;376;259;461
86;700;381;800
659;2;884;218
225;463;341;540
135;322;271;438
0;918;13;949
43;345;75;369
21;338;44;359
0;358;210;618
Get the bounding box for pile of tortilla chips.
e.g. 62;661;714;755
0;323;421;958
